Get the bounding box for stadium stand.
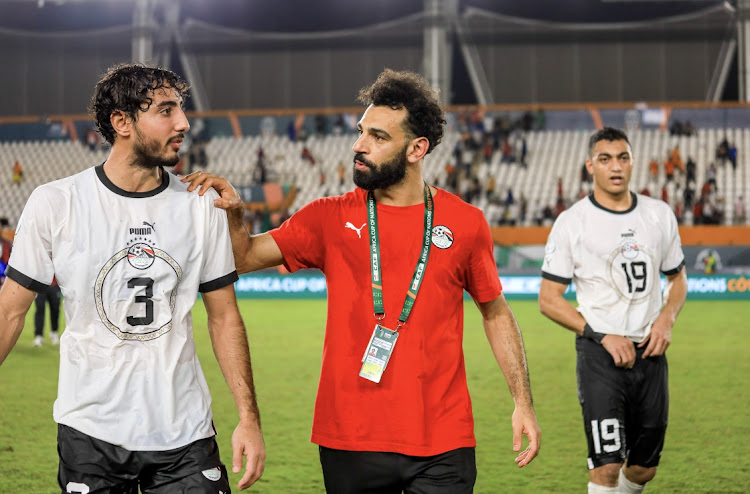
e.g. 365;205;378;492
1;119;746;230
204;125;749;227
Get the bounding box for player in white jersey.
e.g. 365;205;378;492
539;127;687;494
0;63;265;492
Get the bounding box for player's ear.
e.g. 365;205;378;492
111;110;133;139
407;136;429;164
585;158;594;175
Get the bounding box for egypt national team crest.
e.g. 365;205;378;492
431;225;454;249
127;243;155;269
95;235;183;341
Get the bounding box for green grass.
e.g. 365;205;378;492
1;300;749;493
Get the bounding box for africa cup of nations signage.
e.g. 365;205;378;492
233;272;750;300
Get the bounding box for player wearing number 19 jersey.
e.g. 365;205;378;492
539;127;687;494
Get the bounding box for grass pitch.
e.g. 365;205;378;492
1;299;748;493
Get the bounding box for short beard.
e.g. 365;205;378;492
352;145;408;191
132;127;181;170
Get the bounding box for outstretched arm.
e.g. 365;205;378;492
0;278;37;366
202;284;265;490
183;172;284;274
476;294;541;468
639;266;687;358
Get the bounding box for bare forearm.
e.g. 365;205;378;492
661;269;687;326
227;209;283;274
538;281;586;335
484;309;534;408
208;313;261;425
0;281;36;366
227;208;255;275
0;311;26;366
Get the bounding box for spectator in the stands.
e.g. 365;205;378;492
85;126;100;151
693;197;704;225
706;162;717;190
729;143;737;171
518;193;528;225
485;198;503;226
518;134;528;168
301;146;316;166
500;138;513;164
716;137;730;164
485;175;496;200
648;158;659;185
505;187;514;207
674;201;683;225
337;161;346;186
664;155;674;182
670;146;684;175
684;181;695;210
685;156;697;184
12;160;23;185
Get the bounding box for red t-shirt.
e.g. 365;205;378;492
269;187;502;456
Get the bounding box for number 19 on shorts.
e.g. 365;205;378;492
591;418;621;454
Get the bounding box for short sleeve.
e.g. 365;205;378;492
198;189;238;293
269;198;326;272
464;211;503;303
660;207;685;275
541;211;575;285
7;187;56;291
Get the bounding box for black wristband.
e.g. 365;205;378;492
582;323;605;344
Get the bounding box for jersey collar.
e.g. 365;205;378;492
588;191;637;215
95;164;170;198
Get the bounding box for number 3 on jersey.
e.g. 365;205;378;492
127;277;154;326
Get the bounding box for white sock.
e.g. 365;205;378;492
617;468;646;494
588;482;618;494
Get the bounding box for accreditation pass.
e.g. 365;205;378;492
359;325;399;383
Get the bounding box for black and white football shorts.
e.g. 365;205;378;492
57;424;231;493
576;336;668;470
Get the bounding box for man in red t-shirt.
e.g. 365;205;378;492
186;69;540;492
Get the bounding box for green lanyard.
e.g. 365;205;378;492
367;184;434;329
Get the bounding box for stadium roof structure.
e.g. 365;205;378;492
0;0;734;32
0;0;742;110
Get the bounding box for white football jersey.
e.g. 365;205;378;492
7;165;237;451
542;193;684;342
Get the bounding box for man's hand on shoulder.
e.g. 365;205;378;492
181;172;244;213
601;334;636;368
231;418;266;490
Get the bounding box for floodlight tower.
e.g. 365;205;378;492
738;0;750;101
132;0;157;64
423;0;457;105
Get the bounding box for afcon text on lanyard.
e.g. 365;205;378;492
359;184;434;383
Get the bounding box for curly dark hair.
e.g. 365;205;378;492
588;127;631;157
357;69;445;155
88;63;190;145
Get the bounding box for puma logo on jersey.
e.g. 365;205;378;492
345;222;366;238
129;222;155;236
